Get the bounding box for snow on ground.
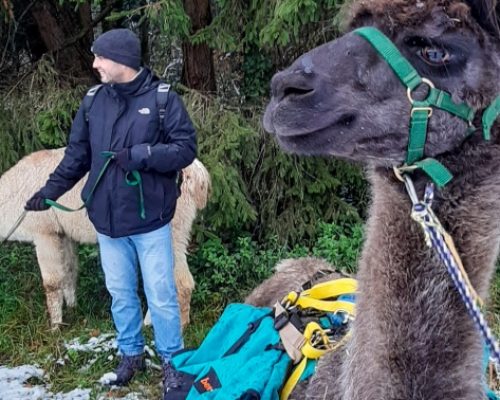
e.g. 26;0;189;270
65;333;117;352
0;332;149;400
0;365;91;400
98;372;119;386
3;332;498;399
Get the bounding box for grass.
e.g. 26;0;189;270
0;243;221;398
1;242;499;398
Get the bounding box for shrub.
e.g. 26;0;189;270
0;57;83;174
184;89;367;246
188;218;364;306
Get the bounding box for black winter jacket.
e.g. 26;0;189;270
39;68;197;237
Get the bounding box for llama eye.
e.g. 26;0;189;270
420;46;450;65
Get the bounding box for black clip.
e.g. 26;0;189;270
274;311;289;330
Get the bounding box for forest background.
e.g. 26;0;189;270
0;0;498;398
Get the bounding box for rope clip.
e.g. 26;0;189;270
402;173;420;206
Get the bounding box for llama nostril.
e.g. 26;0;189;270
271;68;315;102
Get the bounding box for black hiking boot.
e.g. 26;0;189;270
108;354;146;386
163;361;184;399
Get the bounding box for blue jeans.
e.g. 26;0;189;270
97;223;183;361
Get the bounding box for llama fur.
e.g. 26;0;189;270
263;1;500;398
0;147;210;328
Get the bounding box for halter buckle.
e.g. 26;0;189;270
407;78;435;104
411;106;433;117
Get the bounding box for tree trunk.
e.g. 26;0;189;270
140;17;150;66
181;0;216;93
26;0;95;81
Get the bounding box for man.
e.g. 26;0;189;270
25;29;196;396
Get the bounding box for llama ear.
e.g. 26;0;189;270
346;5;375;30
465;0;500;39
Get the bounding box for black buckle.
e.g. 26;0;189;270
274;311;289;330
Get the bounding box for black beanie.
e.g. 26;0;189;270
91;29;141;70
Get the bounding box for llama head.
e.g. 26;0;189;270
180;159;211;210
263;0;500;167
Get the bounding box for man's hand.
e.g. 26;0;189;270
114;148;132;170
25;195;50;211
114;144;151;171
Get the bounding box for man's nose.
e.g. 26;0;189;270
92;58;99;68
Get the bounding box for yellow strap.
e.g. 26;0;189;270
282;278;357;313
279;278;357;400
280;356;308;400
303;321;328;342
280;325;352;400
301;278;358;299
301;342;328;359
302;322;330;358
281;322;325;400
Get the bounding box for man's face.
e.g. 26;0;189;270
92;55;128;83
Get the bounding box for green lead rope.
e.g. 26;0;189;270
45;152;113;212
45;151;146;220
124;170;146;220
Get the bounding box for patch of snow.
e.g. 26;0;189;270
64;333;117;353
0;364;44;381
98;371;118;385
96;392;145;400
144;345;155;358
146;359;162;371
1;332;155;399
0;365;91;400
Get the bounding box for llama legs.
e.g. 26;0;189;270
34;234;68;327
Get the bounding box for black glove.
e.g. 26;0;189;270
114;144;151;171
25;194;50;211
114;148;132;170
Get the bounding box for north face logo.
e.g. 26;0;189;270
138;108;150;115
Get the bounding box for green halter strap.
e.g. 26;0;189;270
353;26;500;187
483;96;500;140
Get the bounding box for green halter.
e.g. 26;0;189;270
353;27;500;187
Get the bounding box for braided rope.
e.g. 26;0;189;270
409;181;500;367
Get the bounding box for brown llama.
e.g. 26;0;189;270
264;0;500;399
0;147;210;328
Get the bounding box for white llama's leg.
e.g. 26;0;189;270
174;253;194;328
34;234;67;327
61;236;78;308
144;253;194;329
